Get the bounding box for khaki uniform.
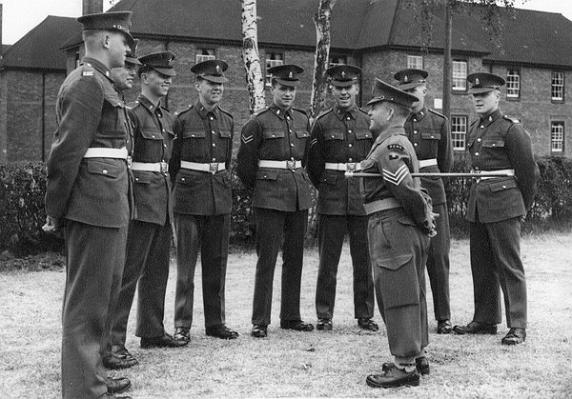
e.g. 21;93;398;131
362;126;432;360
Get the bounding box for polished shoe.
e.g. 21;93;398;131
280;319;314;331
358;318;379;331
106;376;131;394
206;324;239;339
501;327;526;345
316;318;333;331
437;319;453;334
173;327;190;343
103;346;138;369
366;363;420;388
453;321;497;335
251;324;268;338
415;357;430;375
140;332;189;349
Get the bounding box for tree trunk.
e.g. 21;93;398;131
442;2;452;121
241;0;266;114
310;0;337;120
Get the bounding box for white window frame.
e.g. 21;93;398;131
551;72;565;102
452;60;467;92
329;55;348;67
196;48;216;64
451;115;468;151
506;68;520;99
551;121;565;153
406;55;423;69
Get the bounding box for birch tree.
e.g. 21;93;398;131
309;0;337;120
241;0;266;114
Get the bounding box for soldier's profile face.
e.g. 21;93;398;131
332;83;358;110
196;79;224;106
106;32;129;69
143;70;172;97
405;84;426;110
471;89;500;115
272;83;296;109
368;102;391;135
111;63;138;91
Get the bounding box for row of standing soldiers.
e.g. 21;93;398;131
44;11;538;398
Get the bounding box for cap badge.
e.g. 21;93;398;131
216;64;221;74
289;71;293;79
404;75;409;82
475;78;480;85
341;71;346;78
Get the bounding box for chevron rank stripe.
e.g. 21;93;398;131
241;134;254;144
382;164;409;185
310;138;318;147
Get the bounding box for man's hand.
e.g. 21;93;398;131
42;216;61;235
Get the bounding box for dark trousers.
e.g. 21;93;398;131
252;208;308;326
426;202;451;321
174;213;230;329
368;209;429;359
62;221;127;399
109;220;171;347
469;217;527;328
315;214;374;320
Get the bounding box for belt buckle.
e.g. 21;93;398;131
127;156;133;169
209;162;219;174
472;169;481;183
287;160;297;171
160;161;168;173
346;162;356;172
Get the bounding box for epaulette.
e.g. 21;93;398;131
292;107;309;117
218;106;234;119
175;104;193;117
503;115;520;124
315;108;333;120
470;119;479;127
428;109;446;119
81;63;95;77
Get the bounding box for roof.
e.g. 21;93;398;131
16;0;572;70
1;16;81;71
1;45;10;55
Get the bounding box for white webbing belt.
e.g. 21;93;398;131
418;158;437;168
363;198;402;214
83;147;128;159
180;161;226;173
131;162;169;172
258;160;302;169
475;169;515;180
324;162;363;172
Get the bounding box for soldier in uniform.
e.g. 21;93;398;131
361;79;435;389
453;73;538;345
307;65;377;332
394;69;454;334
170;60;239;342
44;11;134;399
237;64;314;338
107;50;187;370
110;41;141;92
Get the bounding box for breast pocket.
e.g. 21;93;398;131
421;130;441;140
355;129;372;140
262;129;285;140
182;129;206;139
324;129;344;141
140;128;164;141
482;139;505;149
87;159;122;178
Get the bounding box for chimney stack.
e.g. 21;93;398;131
83;0;104;15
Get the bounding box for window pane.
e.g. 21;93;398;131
551;121;564;152
407;55;423;69
552;72;564;101
506;69;520;98
452;61;467;91
196;48;215;63
265;52;284;86
330;55;347;67
451;115;467;150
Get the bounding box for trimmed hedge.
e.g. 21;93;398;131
2;156;572;254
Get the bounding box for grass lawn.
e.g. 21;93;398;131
1;232;572;398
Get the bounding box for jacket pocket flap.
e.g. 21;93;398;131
140;128;164;140
87;160;121;178
182;129;206;139
482;139;505;148
219;129;232;138
263;129;285;139
355;129;373;140
375;254;412;271
324;129;345;140
256;169;279;180
421;131;441;140
295;130;310;139
489;178;517;192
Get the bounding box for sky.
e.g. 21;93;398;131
1;0;571;45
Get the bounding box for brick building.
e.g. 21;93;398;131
2;0;572;162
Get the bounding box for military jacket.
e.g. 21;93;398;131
466;109;538;223
46;57;131;228
404;107;453;205
170;101;234;215
361;126;432;229
307;105;372;215
236;104;313;212
128;94;175;225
